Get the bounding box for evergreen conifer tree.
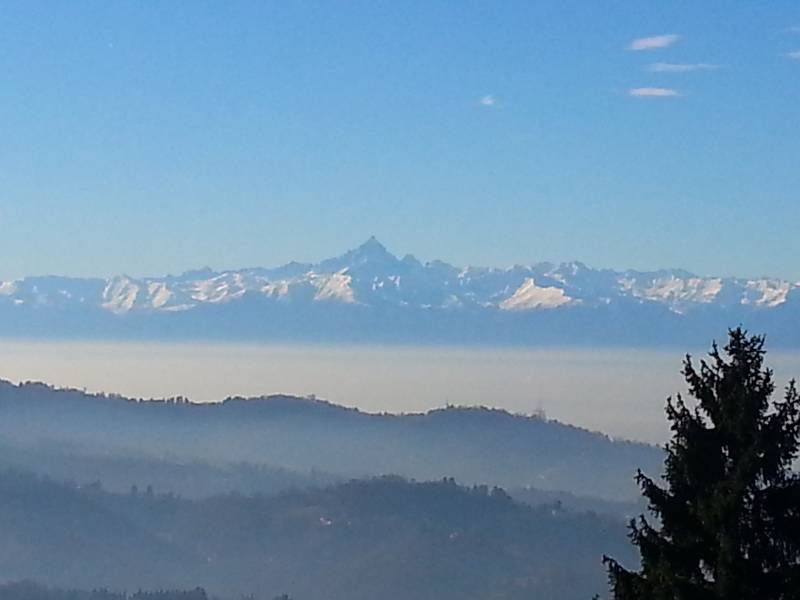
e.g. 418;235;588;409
603;328;800;599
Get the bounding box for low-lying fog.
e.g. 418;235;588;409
1;340;798;443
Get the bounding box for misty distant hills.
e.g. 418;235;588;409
0;380;661;502
0;380;648;598
0;471;633;600
1;238;798;346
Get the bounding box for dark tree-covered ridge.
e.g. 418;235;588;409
0;581;208;600
603;328;800;599
0;471;631;600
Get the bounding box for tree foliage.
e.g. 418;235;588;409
604;328;800;599
0;581;208;600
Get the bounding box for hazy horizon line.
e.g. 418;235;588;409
2;237;797;283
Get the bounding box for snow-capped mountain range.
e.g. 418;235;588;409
1;238;798;346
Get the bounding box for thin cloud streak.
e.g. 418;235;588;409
647;62;720;73
629;87;681;98
628;34;680;51
479;95;497;107
787;51;800;60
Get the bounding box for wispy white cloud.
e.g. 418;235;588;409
787;50;800;60
629;87;681;98
479;95;497;107
647;62;720;73
786;26;800;33
628;34;680;51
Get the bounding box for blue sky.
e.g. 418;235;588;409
1;1;799;280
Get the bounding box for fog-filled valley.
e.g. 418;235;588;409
11;340;787;599
0;378;650;599
0;380;660;501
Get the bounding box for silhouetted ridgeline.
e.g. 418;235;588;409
0;470;634;600
0;582;209;600
0;379;661;501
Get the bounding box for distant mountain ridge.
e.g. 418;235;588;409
2;238;798;345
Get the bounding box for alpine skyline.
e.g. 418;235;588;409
1;2;799;280
2;237;798;348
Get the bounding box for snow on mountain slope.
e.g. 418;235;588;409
742;279;792;307
0;239;797;319
312;271;356;303
618;275;725;313
0;276;106;308
500;278;573;310
0;281;17;296
102;277;141;313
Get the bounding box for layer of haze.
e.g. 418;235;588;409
2;340;798;444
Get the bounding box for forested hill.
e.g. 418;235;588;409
0;470;633;600
0;379;661;501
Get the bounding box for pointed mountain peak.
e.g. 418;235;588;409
347;236;396;261
357;235;389;254
318;237;398;272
